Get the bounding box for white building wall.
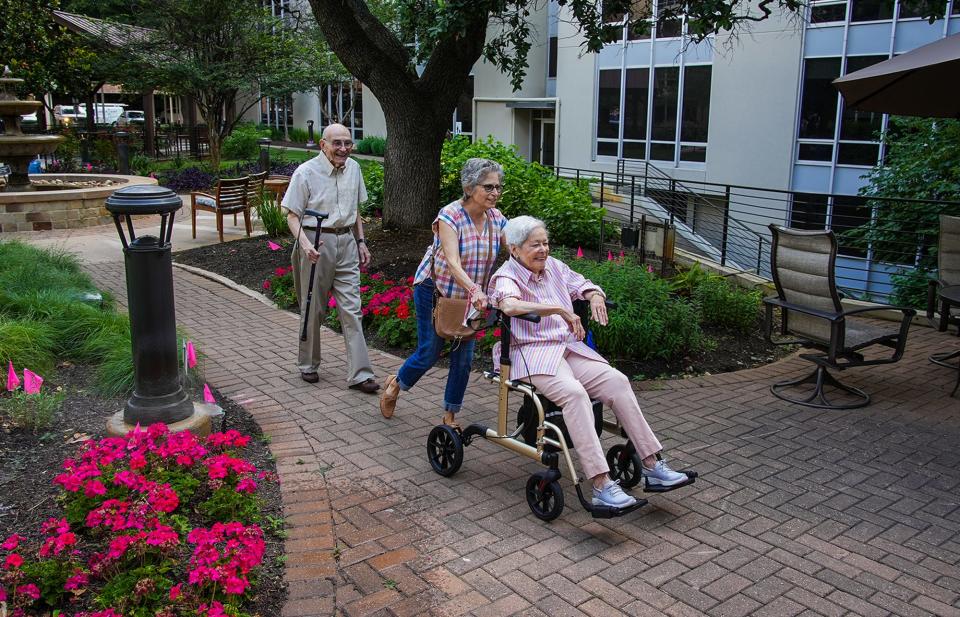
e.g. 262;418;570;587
553;16;600;173
707;15;803;191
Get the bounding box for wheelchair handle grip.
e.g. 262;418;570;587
515;312;541;323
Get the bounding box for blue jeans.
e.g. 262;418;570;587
396;279;476;413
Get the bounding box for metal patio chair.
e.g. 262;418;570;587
927;214;960;332
763;225;916;409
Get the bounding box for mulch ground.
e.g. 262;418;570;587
173;220;789;379
0;363;286;617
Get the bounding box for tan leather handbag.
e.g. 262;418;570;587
430;222;495;342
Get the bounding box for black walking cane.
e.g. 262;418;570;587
300;208;330;342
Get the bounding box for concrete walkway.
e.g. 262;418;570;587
15;216;960;617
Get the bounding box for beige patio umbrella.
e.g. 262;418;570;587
833;32;960;118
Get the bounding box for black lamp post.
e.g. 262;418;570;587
306;120;316;148
115;131;130;175
258;137;271;173
105;185;205;434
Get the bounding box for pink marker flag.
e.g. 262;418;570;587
203;383;216;404
267;240;282;251
7;361;20;392
23;369;43;395
576;246;584;259
186;341;198;369
607;251;614;261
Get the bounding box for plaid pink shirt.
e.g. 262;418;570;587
489;256;607;380
413;201;507;299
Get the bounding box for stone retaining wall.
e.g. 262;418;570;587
0;174;157;232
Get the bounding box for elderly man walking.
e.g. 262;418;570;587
281;123;380;394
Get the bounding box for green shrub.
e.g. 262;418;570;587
255;190;289;237
359;159;384;216
0;318;58;373
130;152;156;176
355;135;386;156
566;255;704;360
441;137;607;248
222;122;271;160
0;241;135;394
692;276;762;334
890;267;933;309
53;130;81;172
1;388;66;432
91;137;117;168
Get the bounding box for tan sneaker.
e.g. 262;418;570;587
379;375;399;418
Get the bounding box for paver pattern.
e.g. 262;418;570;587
85;260;960;617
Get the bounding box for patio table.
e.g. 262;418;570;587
930;284;960;396
936;284;960;332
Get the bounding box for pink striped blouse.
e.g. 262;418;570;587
489;256;607;380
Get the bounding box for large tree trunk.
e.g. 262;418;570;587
382;110;448;229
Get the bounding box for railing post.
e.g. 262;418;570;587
630;175;636;226
599;171;605;211
720;185;730;268
756;236;763;274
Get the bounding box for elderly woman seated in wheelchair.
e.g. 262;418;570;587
488;215;696;509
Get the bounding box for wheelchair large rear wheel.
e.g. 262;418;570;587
427;425;463;477
525;473;564;521
606;444;643;489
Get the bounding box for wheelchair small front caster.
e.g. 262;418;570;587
427;425;463;477
525;472;564;521
606;444;643;489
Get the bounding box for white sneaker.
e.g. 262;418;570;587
642;459;688;487
592;480;637;508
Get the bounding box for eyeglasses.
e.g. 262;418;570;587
326;139;354;149
480;183;504;193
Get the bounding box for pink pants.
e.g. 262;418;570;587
528;351;662;480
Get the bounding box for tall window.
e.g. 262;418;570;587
797;57;841;161
680;65;711;162
596;65;711;163
623;68;649;159
810;0;847;22
837;55;885;166
548;36;558;78
850;0;893;21
596;69;621;156
650;67;679;161
452;76;474;140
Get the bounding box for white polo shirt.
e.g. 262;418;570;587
281;153;368;229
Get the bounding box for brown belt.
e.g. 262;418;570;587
303;226;352;235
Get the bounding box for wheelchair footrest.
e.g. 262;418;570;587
643;472;697;493
590;499;648;518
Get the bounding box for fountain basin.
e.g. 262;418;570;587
0;173;158;232
0;100;43;117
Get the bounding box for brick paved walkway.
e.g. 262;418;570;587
85;260;960;617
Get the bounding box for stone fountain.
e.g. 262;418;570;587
0;69;156;232
0;70;63;189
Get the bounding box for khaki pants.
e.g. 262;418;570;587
529;351;662;480
292;231;374;386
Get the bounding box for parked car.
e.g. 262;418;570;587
53;105;86;126
116;110;145;126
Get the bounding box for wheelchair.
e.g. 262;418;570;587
426;300;696;521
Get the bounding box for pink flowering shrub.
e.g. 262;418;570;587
261;269;421;348
0;424;274;616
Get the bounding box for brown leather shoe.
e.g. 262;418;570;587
301;371;319;383
348;378;380;394
380;375;399;418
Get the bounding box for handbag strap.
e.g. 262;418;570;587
431;211;497;298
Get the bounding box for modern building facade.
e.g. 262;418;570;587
357;0;958;199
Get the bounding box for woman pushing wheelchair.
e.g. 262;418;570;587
489;215;696;509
